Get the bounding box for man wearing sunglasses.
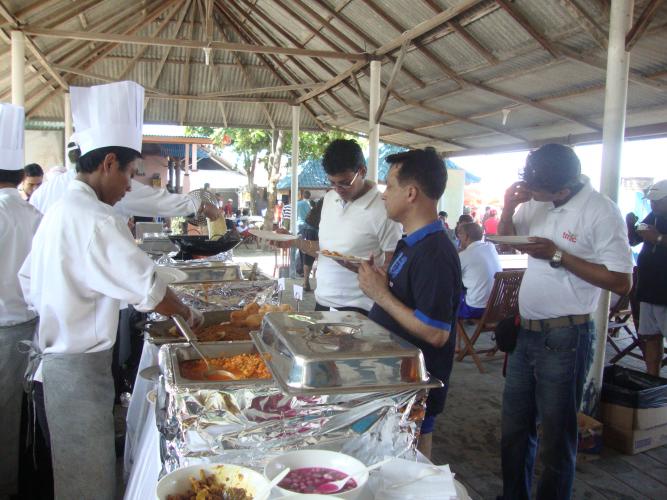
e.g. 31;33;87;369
293;139;402;314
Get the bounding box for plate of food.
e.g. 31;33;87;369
249;229;298;242
318;249;370;264
485;235;537;245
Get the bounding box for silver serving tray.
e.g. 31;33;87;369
159;263;242;283
251;311;443;395
164;341;274;389
144;310;233;344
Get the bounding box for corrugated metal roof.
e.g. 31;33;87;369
1;0;666;155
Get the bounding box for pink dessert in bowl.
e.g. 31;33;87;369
279;467;357;494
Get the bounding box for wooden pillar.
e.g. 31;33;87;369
291;105;300;237
11;31;25;107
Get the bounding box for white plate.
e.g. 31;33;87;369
318;251;370;264
486;235;537;245
249;229;298;242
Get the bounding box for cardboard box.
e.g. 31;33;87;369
600;401;667;431
604;422;667;454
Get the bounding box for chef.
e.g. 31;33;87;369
18;81;202;499
0;104;42;499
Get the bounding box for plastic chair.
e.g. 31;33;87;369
456;270;524;373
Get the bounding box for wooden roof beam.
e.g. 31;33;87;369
495;0;559;58
449;20;498;64
177;0;195;125
298;0;486;103
626;0;664;51
22;27;369;61
558;0;609;50
375;40;409;123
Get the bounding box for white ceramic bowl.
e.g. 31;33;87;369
156;463;271;500
264;450;368;500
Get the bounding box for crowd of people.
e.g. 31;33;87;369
1;79;666;500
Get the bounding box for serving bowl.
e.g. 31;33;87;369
156;463;271;500
265;450;368;499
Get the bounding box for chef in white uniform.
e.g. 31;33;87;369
30;138;219;220
0;104;42;499
19;81;202;500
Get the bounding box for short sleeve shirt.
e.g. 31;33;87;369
513;181;634;319
636;212;667;305
369;221;462;417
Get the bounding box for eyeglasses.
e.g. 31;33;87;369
327;169;360;190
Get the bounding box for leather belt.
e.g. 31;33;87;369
520;314;592;332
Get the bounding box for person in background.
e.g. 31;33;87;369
18;163;43;201
497;143;633;500
224;198;234;217
483;208;499;235
288;139;402;314
454;213;474;244
295;190;313;278
627;179;667;376
0;104;42;500
457;222;502;319
438;210;450;229
19;81;203;500
359;148;461;458
273;199;283;228
300;196;322;291
481;205;492;225
281;198;292;232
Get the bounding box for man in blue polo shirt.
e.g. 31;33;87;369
359;148;461;458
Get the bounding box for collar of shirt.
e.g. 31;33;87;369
334;182;380;210
463;240;484;252
0;186;21;198
404;220;445;247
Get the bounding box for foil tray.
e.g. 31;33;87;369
251;311;443;395
162;341;274;390
170;279;278;312
144;310;233;345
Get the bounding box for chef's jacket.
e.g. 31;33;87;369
30;168;199;218
19;180;167;362
0;188;41;326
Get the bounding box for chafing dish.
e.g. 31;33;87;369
158;263;243;283
145;310;233;344
171;279;278;311
162;341;274;390
251;311;442;395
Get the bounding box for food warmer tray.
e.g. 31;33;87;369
157;263;243;283
251;311;443;395
144;310;233;345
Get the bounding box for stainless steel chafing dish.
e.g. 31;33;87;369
161;341;274;390
144;310;233;344
251;311;442;395
158;263;243;283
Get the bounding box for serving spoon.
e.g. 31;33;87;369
172;314;238;380
314;457;392;494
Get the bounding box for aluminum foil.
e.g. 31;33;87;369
156;344;425;477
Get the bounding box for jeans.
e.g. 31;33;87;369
501;321;594;500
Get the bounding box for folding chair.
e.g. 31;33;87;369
607;267;643;364
456;270;524;373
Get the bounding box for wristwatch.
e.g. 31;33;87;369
550;249;563;268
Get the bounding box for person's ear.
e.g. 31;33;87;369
406;184;419;202
554;187;571;201
102;153;117;174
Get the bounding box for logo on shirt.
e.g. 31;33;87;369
562;230;577;244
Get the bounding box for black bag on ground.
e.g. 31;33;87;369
495;315;520;353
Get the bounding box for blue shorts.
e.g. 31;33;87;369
421;415;436;434
458;292;485;319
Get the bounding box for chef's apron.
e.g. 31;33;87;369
0;317;37;497
41;348;116;500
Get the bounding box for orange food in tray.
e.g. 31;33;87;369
179;353;271;381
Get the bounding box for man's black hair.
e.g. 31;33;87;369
0;169;24;185
68;142;81;168
522;143;581;193
385;148;447;200
322;139;365;175
77;146;141;174
459;222;483;242
303;190;311;199
438;211;447;217
24;163;44;177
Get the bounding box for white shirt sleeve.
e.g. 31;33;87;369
84;214;168;311
113;179;199;218
589;205;634;274
512;201;533;236
377;217;402;253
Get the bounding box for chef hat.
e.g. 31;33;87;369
0;103;25;171
70;81;144;156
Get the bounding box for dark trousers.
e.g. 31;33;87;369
18;384;53;500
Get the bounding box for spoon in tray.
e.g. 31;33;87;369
314;457;392;494
171;314;238;380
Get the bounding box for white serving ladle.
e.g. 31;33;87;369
257;467;291;499
314;457;392;494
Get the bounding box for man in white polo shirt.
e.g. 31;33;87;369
291;139;402;313
497;144;633;500
457;222;502;318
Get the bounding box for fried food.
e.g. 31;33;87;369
166;468;252;500
197;323;251;342
243;302;260;314
180;353;271;381
321;249;356;260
